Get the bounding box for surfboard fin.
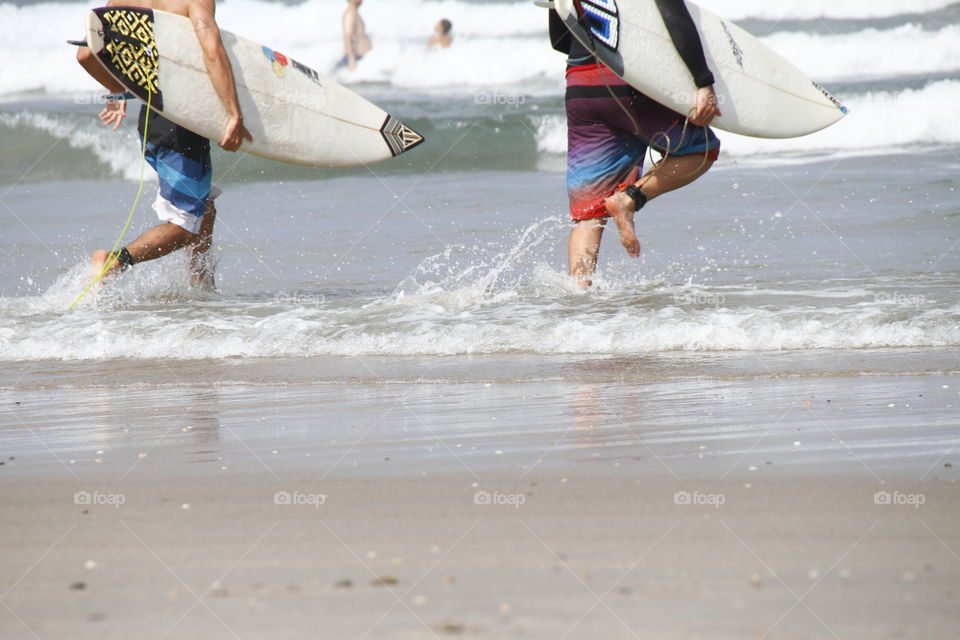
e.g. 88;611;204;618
67;39;88;47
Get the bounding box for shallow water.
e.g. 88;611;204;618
1;0;958;481
2;153;958;361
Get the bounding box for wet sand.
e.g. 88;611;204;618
2;356;959;638
3;471;959;638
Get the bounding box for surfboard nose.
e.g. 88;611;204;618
380;115;425;157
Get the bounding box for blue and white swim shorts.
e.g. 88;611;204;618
137;106;220;235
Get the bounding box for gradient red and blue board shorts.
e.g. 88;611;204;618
566;64;720;221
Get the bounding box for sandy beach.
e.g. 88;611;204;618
3;357;959;639
3;471;959;639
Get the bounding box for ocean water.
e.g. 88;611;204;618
0;0;958;371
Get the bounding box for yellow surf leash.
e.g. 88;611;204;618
69;87;152;311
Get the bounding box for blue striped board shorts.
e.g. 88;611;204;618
137;106;220;235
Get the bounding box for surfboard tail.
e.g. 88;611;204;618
379;115;425;157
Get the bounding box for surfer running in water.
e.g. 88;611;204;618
76;0;252;286
550;0;721;287
339;0;372;71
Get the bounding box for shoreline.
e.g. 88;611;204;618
3;359;957;481
3;346;959;386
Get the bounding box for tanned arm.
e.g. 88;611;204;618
77;47;126;94
77;37;130;130
188;0;252;150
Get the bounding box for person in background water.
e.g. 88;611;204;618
340;0;372;70
76;0;252;287
428;19;453;49
550;0;721;287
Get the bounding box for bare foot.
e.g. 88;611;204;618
604;192;641;258
190;270;216;291
187;249;216;290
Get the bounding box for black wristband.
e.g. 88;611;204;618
624;185;647;212
113;248;134;271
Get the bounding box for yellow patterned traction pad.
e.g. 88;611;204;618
94;7;163;108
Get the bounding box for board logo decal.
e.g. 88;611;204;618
96;8;162;106
578;0;620;51
291;59;321;85
721;22;744;69
261;46;289;78
262;46;322;85
811;81;848;113
379;115;424;157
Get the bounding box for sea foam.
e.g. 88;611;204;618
2;0;956;97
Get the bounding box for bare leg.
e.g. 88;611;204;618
186;200;217;288
568;218;607;288
91;222;198;274
605;152;715;258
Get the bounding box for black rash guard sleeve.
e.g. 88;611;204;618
654;0;715;88
548;9;572;55
549;8;597;64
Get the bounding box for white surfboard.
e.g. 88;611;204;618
553;0;847;138
85;7;423;166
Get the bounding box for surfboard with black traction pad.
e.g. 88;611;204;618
85;6;425;166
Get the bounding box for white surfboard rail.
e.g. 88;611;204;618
86;7;424;166
554;0;847;138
